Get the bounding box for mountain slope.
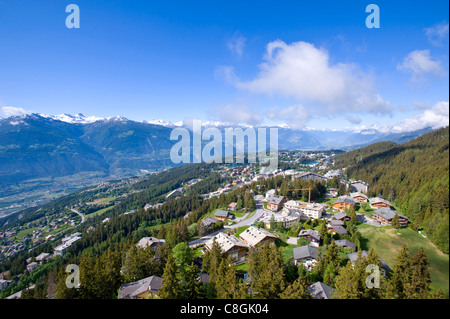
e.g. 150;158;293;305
0;114;109;187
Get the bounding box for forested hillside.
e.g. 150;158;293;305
334;127;449;253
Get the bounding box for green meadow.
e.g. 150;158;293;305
357;223;449;292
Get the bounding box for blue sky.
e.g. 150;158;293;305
0;0;448;131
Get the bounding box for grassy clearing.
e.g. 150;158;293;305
87;197;115;205
86;205;114;218
357;223;449;292
11;227;39;242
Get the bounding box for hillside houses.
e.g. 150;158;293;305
283;200;325;220
204;232;248;264
348;251;391;277
334;239;356;251
349;180;369;193
293;245;319;271
298;229;321;246
266;195;287;212
261;210;300;229
293;172;327;183
350;192;368;203
369;197;392;209
373;208;409;227
308;281;334;299
136;237;165;250
118;275;163;299
333;196;356;211
54;232;81;257
239;226;277;248
214;210;233;221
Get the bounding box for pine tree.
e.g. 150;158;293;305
248;243;285;298
280;277;311;299
179;263;200;299
391;212;400;229
333;261;360;299
215;256;242;299
408;247;431;299
389;244;412;299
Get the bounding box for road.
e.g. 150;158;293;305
71;208;85;224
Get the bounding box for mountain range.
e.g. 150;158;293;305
0;112;434;191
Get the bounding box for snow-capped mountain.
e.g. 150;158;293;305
38;113;104;124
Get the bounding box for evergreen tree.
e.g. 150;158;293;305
409;247;431;299
179;263;200;299
333;261;360;299
280;277;311;299
159;254;182;299
391;212;400;229
389;244;412;299
248;243;285;298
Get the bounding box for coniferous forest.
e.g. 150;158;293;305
334;126;449;253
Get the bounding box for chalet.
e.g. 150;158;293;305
324;169;342;179
136;237;165;250
333;196;356;211
266;195;287;212
329;188;339;197
327;219;345;227
348;251;391;277
308;282;334;299
333;212;351;222
298;229;321;245
293;245;319;271
0;279;12;292
239;226;277;248
215;210;232;221
228;202;238;211
265;189;276;200
349;180;369;193
350;192;369;203
201;217;220;231
369;197;392;209
372;208;409;227
26;262;38;272
205;233;248;264
334;239;356;251
328;225;348;235
35;253;51;264
118;275;163;299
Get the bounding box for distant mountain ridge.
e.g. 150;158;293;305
0;113;436;189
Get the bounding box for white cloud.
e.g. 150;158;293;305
397;50;443;80
227;32;246;58
211;104;263;126
265;105;310;130
221;40;391;122
0;106;29;118
425;21;449;46
391;101;449;132
354;101;449;133
345;115;362;125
